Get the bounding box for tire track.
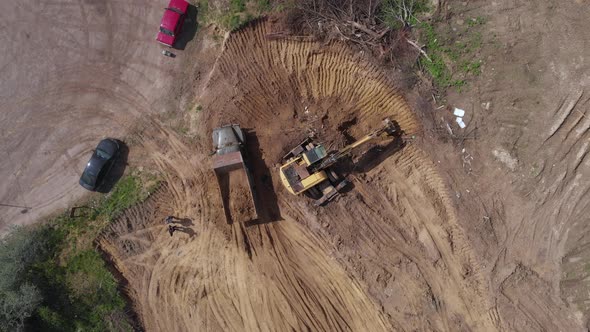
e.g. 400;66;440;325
99;19;493;331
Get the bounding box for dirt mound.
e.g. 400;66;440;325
217;167;257;223
99;20;495;331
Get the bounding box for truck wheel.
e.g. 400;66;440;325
304;187;322;200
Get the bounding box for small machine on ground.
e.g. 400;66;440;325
279;118;398;206
212;125;258;224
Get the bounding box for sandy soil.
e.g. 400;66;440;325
4;0;590;330
98;21;495;331
216;167;257;224
0;0;206;233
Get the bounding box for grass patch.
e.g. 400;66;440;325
256;0;271;12
1;172;157;331
461;59;482;75
418;22;461;88
230;0;246;12
417;18;485;90
198;0;277;31
95;175;144;220
197;0;209;20
467;16;486;27
220;13;245;30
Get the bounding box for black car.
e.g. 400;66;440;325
79;139;120;191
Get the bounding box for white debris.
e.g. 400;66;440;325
456;117;466;128
453;108;465;117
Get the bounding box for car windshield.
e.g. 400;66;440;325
81;171;96;186
96;148;111;159
166;7;183;14
160;27;174;36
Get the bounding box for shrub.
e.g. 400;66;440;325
0;226;48;331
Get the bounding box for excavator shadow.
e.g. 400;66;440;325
348;135;405;174
331;122;405;195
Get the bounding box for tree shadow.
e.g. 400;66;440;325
173;4;198;50
96;140;129;194
243;129;283;227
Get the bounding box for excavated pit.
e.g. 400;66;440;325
99;20;495;331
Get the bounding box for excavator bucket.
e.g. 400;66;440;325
382;118;397;136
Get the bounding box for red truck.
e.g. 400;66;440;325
156;0;190;47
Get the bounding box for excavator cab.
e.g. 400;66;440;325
279;118;398;206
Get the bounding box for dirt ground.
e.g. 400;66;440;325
0;0;210;233
4;0;590;331
428;0;590;330
99;21;492;331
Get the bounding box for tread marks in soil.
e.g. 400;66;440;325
100;21;494;331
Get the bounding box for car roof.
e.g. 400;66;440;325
160;0;188;30
160;9;181;30
86;154;108;175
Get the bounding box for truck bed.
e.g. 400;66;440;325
214;152;258;224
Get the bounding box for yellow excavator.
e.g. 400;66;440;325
279;118;398;205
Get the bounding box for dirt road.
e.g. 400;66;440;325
0;0;193;233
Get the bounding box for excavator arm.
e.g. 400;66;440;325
314;118;397;171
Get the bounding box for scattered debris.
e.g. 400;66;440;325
461;148;474;173
162;50;176;58
454;107;467;128
456;117;466;128
453;108;465;117
446;122;454;135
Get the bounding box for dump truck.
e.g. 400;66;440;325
212;125;258;224
279;118;398;206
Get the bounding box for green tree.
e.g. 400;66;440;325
0;226;47;331
0;283;42;331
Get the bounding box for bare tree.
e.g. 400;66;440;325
381;0;418;28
